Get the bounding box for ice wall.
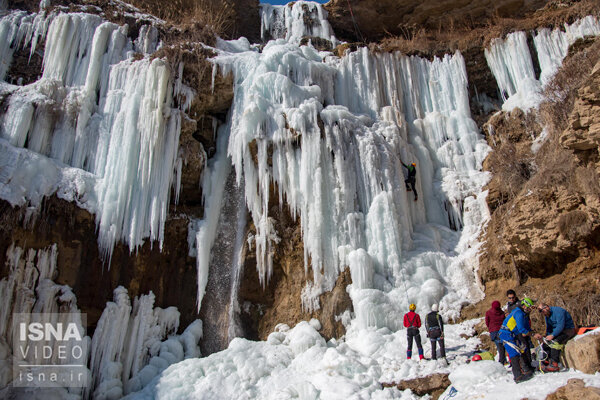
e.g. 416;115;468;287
260;1;337;45
0;11;178;261
486;16;600;111
210;30;490;326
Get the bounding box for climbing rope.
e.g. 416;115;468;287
345;0;365;43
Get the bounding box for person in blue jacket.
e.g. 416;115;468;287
534;303;576;372
499;297;536;383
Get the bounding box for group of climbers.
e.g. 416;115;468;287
402;291;579;382
483;289;577;383
403;303;446;363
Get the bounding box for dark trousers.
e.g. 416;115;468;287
407;328;423;355
405;177;417;198
510;354;524;381
516;333;533;372
490;331;506;363
543;329;576;363
428;328;446;359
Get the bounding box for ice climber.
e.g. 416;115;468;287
499;298;536;383
404;303;424;360
485;300;506;364
401;161;418;201
425;304;446;362
534;303;576;372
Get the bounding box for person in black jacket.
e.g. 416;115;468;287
401;160;418;201
425;304;446;362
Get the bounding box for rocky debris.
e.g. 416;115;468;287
545;378;600;400
382;373;451;399
300;36;333;52
564;332;600;374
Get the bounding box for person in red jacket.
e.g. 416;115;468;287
485;300;507;364
404;303;424;360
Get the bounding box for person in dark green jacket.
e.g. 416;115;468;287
401;161;418;201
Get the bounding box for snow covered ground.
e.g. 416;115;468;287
124;318;600;400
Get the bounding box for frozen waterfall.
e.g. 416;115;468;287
260;1;337;45
0;11;179;262
203;0;491;327
486;15;600;111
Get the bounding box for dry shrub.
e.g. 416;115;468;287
558;210;591;241
486;142;533;203
125;0;234;36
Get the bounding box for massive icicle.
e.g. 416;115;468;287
0;11;182;261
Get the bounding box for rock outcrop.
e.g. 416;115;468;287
564;332;600;374
546;378;600;400
383;373;451;400
325;0;546;42
560;60;600;155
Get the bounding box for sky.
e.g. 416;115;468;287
263;0;328;5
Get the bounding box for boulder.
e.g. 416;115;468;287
546;378;600;400
564;331;600;374
383;373;450;400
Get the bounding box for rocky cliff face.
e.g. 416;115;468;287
469;38;600;325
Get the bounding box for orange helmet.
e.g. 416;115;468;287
411;162;416;166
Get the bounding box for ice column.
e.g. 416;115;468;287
484;31;542;110
535;15;600;85
94;57;181;261
88;286;196;399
